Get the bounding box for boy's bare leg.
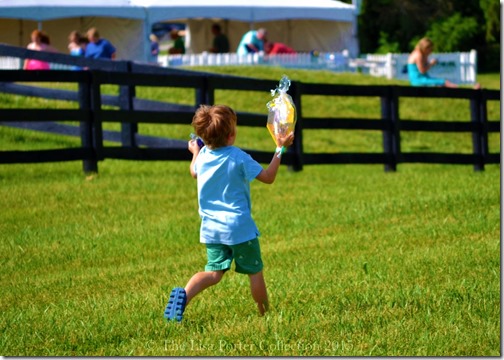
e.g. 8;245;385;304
185;270;224;305
249;271;269;315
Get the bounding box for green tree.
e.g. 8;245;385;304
425;13;480;52
356;0;499;71
357;0;453;53
357;0;494;52
376;32;401;54
479;0;501;43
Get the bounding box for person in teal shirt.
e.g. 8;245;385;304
164;104;294;322
236;28;267;55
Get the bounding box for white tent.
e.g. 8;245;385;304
135;0;360;58
0;0;147;61
0;0;360;62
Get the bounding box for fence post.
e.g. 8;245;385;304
196;75;212;106
386;53;394;79
119;61;137;147
381;86;399;172
289;81;303;172
469;50;477;84
78;72;98;174
470;90;486;171
91;71;104;165
479;93;489;167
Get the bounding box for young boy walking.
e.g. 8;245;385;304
164;104;294;322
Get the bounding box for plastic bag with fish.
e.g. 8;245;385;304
266;75;296;148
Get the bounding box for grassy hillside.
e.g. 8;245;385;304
0;68;500;356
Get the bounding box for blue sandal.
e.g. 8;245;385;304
164;287;187;322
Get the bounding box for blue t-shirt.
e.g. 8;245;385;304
85;39;116;59
236;30;264;56
70;47;84;70
194;146;263;245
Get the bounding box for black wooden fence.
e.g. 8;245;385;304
0;44;500;173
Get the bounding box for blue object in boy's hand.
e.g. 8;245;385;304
190;133;205;148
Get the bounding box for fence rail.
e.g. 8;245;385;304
0;66;499;174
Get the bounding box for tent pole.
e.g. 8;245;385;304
142;8;151;63
19;20;23;47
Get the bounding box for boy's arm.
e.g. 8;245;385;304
188;140;200;179
255;151;282;184
256;132;294;184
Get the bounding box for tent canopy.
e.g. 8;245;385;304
0;0;359;61
135;0;355;23
0;0;146;20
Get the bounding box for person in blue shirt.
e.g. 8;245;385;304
236;28;267;56
164;104;294;322
84;27;116;60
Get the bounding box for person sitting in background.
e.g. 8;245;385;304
68;31;85;57
39;32;59;52
85;27;116;60
209;24;230;53
168;29;185;54
236;28;267;55
23;30;54;70
68;31;87;70
407;37;480;89
264;41;296;55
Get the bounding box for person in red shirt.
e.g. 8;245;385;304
264;41;296;55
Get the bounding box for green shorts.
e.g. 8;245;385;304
205;238;263;274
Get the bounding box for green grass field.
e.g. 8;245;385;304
0;68;500;356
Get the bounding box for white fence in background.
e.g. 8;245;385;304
0;50;477;84
0;56;21;69
158;51;350;71
0;57;74;70
363;50;477;85
158;50;477;84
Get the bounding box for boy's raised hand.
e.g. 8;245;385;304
276;131;295;148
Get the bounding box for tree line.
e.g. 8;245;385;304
340;0;500;72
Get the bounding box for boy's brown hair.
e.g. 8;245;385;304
192;105;237;148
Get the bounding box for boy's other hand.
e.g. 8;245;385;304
188;140;201;154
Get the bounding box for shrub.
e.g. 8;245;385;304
425;13;480;52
